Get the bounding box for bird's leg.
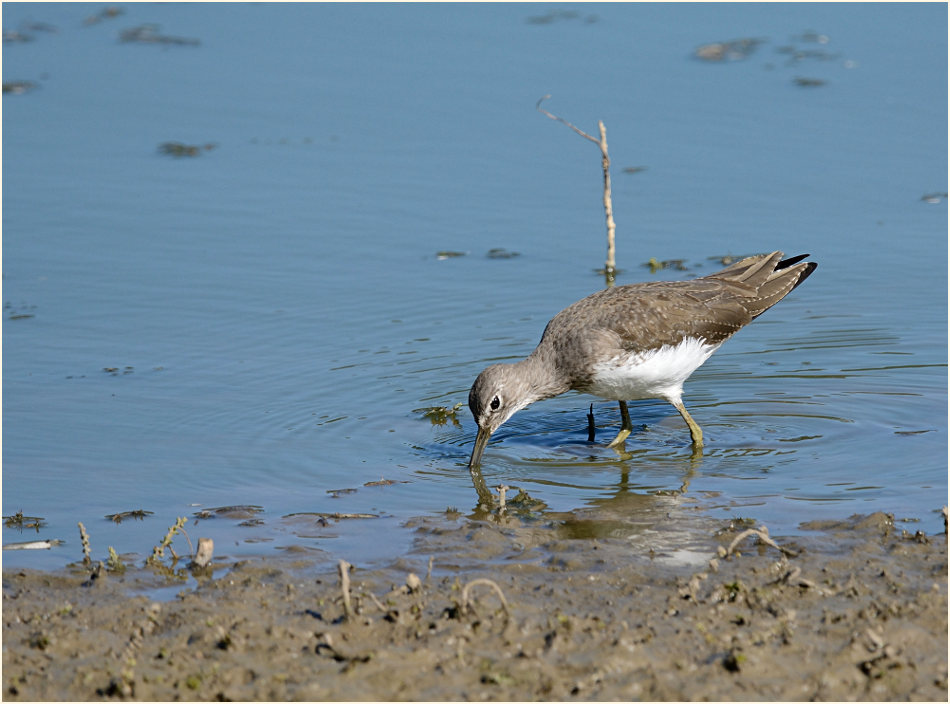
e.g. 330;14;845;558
672;399;703;448
586;404;596;442
606;400;633;448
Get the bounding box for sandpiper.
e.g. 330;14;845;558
468;251;816;467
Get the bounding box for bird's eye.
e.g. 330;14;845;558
490;395;500;411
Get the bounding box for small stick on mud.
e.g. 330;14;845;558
725;525;797;557
365;589;387;612
496;484;509;511
338;559;354;620
77;522;92;566
537;94;618;284
461;578;511;623
426;555;434;582
190;537;214;568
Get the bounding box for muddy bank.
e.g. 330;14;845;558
3;508;947;701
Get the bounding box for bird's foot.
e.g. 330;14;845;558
605;428;631;449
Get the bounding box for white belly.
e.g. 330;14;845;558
584;337;720;403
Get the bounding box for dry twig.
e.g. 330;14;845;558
460;578;511;622
366;590;387;612
496;484;509;511
338;559;354;620
537;94;618;281
190;537;214;568
725;526;797;557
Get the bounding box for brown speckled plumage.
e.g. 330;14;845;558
468;251;817;467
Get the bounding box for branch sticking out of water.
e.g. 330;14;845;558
77;522;92;566
190;537;214;568
536;95;618;285
145;517;189;567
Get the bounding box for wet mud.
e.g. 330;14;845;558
3;509;946;701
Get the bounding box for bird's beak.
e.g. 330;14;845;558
468;426;491;469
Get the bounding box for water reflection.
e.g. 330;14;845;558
466;437;702;516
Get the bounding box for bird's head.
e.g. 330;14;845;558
467;363;536;468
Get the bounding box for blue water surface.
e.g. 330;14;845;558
3;3;946;570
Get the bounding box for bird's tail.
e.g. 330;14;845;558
710;251;817;319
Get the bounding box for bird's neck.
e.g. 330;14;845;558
517;348;571;402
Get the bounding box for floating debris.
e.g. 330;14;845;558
83;6;124;26
3;81;38;95
2;30;34;43
778;47;841;64
793;76;827;87
364;478;397;487
102;366;134;375
417;402;463;427
527;9;577;24
5;301;37;318
621;165;648;174
3;539;62;550
22;21;57;34
4;512;46;531
644;257;688;274
193;505;263;520
920;192;947;204
707;254;757;267
794;30;830;44
120;24;200;46
435;250;467;260
326;488;357;499
487;248;520;259
774;31;842;67
158;141;216;157
526;10;597;25
105;509;154;523
694;38;764;62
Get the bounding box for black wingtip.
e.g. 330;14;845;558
776;253;817;289
777;253;811;269
798;260;817;284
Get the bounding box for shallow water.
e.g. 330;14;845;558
3;3;946;570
